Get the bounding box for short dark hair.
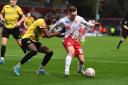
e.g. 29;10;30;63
68;6;77;13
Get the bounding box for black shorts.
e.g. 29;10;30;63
2;26;21;39
21;38;41;50
121;28;128;38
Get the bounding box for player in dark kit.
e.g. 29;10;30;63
13;17;61;76
117;17;128;49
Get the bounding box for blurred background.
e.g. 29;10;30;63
0;0;128;36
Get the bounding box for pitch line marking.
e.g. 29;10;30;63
87;59;128;64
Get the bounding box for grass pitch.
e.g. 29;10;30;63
0;36;128;85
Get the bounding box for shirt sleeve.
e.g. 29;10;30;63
39;19;47;29
81;17;95;27
17;6;24;15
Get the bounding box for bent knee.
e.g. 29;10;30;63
30;50;38;55
47;51;53;55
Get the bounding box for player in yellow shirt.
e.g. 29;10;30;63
13;18;61;76
23;12;34;29
22;12;34;35
0;0;26;64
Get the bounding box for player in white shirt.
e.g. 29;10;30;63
52;6;95;77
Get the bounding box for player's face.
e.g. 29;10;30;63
10;0;17;6
69;11;77;21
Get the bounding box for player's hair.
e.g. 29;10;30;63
68;6;77;13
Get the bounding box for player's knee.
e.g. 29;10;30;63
47;51;53;57
30;50;38;55
68;53;75;57
69;50;75;56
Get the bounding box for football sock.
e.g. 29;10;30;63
1;45;6;57
65;55;72;74
20;50;37;64
117;40;123;49
16;63;21;68
41;51;53;66
78;61;84;71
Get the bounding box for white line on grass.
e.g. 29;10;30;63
6;55;128;64
87;59;128;64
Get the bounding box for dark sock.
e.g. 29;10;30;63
42;51;53;66
1;45;6;57
20;50;37;65
117;40;123;49
20;45;27;54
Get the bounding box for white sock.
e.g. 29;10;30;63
16;63;21;68
64;55;72;75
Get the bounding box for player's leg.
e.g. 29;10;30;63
77;54;85;75
0;37;8;64
117;37;125;49
14;39;38;76
0;27;10;64
16;39;27;53
80;35;86;45
37;44;53;75
20;43;38;64
64;46;74;76
73;41;85;75
12;27;27;53
117;28;127;49
63;38;75;76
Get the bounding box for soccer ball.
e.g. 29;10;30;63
84;68;95;78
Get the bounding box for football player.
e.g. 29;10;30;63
13;17;60;76
52;5;96;77
117;16;128;49
0;0;26;64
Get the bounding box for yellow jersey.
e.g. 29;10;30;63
22;19;47;41
1;5;23;29
24;16;34;28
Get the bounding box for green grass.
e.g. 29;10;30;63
0;36;128;85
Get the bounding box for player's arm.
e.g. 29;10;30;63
1;7;5;21
80;17;100;27
39;20;60;38
32;17;34;23
17;14;25;26
16;7;25;26
51;21;65;37
41;28;60;38
23;18;28;28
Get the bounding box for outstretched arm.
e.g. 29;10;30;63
41;28;60;38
